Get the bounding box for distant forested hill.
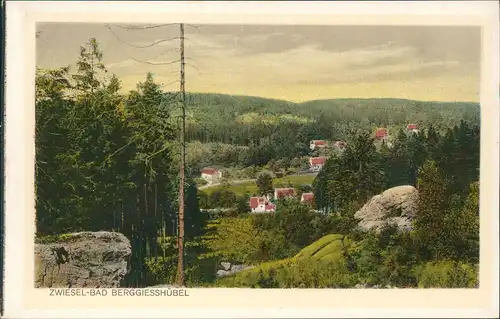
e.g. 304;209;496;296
300;98;479;128
165;92;479;146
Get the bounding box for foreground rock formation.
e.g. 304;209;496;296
35;231;131;288
354;185;419;232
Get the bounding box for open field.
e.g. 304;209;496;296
201;174;316;196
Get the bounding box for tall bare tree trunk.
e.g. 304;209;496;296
176;23;186;287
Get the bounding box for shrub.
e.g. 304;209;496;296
194;178;208;186
414;260;478;288
202;217;262;264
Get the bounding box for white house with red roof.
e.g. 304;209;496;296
201;167;222;184
274;187;296;200
375;128;389;140
300;192;314;204
406;123;419;134
309;156;327;172
249;196;275;213
309;140;327;150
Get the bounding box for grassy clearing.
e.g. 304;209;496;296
201;174;316;196
237;112;312;125
273;174;315;187
294;234;345;259
202;181;258;196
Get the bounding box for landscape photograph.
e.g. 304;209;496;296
34;23;480;289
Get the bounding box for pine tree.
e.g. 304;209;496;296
425;124;440;159
406;132;427;186
184;179;207;239
312;160;330;212
386;128;410;187
436;121;480;198
72;37;107;97
314;132;385;213
256;172;274;195
442;181;479;263
346;132;386;204
413;160;450;261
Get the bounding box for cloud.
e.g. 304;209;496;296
217;42;464;86
301;60;462;85
45;24;476;102
106;58;140;70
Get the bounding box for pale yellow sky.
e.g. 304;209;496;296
36;23;480;102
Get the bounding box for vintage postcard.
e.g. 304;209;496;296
3;1;499;318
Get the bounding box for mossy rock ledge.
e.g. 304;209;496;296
34;231;132;288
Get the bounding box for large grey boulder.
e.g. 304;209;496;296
354;185;419;232
35;231;131;288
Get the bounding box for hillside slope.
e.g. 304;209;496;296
214;233;355;288
166;93;480;142
177;93;480;123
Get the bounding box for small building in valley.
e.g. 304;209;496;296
274;188;297;200
310;140;327;150
406;123;419;134
309;156;327;172
375;128;388;140
200;167;222;184
300;192;314;205
249;196;275;213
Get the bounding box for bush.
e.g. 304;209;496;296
202;217;262;264
347;226;419;287
252;199;332;250
256;171;274;195
414;260;478;288
209;188;238;208
235;195;251;214
194;178;208;186
255;230;296;261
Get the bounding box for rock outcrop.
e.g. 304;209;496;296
354;185;419;232
216;261;254;277
35;231;132;288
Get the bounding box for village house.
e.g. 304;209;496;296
406;123;419;134
375;128;388;140
300;192;314;205
249;196;275;213
309;156;327;172
309;140;327;151
200;167;222;184
274;187;297;201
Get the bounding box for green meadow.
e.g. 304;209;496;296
201;174;316;196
